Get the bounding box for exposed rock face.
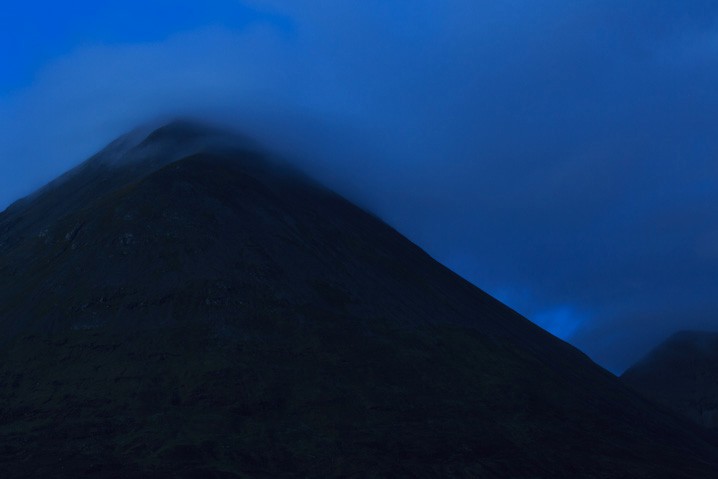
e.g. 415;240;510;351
1;121;717;478
623;330;718;430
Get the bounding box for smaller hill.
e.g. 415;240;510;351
622;331;718;430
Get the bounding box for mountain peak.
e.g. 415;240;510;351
89;118;255;170
142;118;226;142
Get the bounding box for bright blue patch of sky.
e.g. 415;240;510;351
532;307;585;341
434;249;586;341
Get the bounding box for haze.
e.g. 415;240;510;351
2;1;718;373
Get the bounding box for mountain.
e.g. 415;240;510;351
1;121;717;478
622;330;718;431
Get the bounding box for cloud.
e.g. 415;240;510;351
2;1;718;373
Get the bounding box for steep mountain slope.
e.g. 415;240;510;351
1;121;717;478
623;331;718;431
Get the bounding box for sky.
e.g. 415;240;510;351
2;1;718;373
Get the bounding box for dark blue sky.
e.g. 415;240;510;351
2;1;718;373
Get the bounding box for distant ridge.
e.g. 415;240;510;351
623;330;718;430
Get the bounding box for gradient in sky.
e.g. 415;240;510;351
2;0;718;373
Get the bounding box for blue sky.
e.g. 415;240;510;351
0;2;291;90
2;1;718;373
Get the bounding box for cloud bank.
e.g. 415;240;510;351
2;0;718;372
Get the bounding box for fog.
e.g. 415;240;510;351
2;1;718;372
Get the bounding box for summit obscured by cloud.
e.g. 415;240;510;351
2;0;718;372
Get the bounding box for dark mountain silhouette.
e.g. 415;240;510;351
1;121;717;478
623;330;718;431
